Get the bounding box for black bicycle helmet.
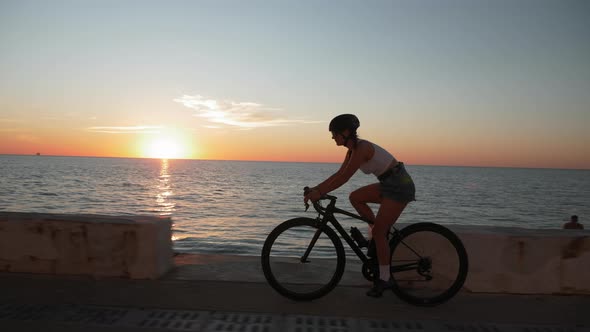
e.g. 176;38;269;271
328;114;360;133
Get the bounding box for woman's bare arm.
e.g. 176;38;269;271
316;141;371;195
313;151;351;194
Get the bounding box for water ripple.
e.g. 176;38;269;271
1;156;589;255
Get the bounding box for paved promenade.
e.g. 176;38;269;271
1;253;588;332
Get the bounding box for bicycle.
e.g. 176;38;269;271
261;188;469;306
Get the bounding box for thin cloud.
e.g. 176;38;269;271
86;126;162;134
174;94;321;129
0;118;22;123
0;118;23;132
16;134;39;142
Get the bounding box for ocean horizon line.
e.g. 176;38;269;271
2;153;589;171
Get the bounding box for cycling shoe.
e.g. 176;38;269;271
366;278;394;298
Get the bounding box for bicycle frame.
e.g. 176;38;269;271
263;193;468;305
302;194;418;274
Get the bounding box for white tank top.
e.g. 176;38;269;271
359;140;397;176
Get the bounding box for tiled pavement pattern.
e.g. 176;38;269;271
0;303;587;332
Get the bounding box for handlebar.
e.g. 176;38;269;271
303;186;373;224
304;186;337;213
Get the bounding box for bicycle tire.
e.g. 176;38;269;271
261;217;346;301
389;222;468;306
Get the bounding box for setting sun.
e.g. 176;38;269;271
141;134;192;159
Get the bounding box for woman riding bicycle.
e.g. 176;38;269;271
304;114;416;297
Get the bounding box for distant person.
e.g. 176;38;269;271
304;114;416;297
563;215;584;230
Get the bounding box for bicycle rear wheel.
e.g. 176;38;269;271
389;222;468;306
261;217;345;301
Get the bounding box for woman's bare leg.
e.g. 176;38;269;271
349;183;381;222
373;198;408;267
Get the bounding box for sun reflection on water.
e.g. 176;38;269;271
156;159;175;215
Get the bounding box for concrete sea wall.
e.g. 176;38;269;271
0;212;588;295
447;224;589;295
0;212;173;279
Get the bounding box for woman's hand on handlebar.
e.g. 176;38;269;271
303;186;322;205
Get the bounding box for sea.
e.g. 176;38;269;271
1;155;588;256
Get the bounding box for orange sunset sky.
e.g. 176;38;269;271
1;1;589;169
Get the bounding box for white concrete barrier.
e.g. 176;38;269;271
0;212;173;279
445;224;590;295
1;212;588;294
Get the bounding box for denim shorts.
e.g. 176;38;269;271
379;162;416;203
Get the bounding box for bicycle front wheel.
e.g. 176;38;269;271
261;217;345;301
389;222;468;306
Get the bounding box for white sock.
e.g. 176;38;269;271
379;265;390;281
